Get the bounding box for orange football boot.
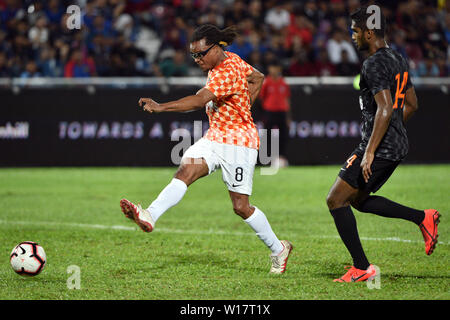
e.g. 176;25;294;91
333;264;377;283
419;209;440;255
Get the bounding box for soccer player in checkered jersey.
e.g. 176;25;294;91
120;25;293;274
326;7;440;283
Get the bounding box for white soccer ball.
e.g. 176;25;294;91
10;241;46;276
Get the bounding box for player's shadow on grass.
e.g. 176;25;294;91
386;274;450;280
165;252;234;268
162;252;267;273
307;261;354;279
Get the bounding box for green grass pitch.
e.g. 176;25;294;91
0;165;448;300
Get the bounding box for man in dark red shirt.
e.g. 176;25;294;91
259;63;291;167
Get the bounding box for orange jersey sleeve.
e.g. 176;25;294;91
203;52;259;149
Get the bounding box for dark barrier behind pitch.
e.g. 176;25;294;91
0;86;448;166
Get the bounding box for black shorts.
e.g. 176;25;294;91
338;151;401;193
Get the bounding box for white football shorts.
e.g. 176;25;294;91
181;138;258;195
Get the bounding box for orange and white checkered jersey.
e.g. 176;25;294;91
203;51;260;150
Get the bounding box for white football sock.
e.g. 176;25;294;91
244;207;284;255
147;178;187;223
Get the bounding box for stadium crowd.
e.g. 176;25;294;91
0;0;448;78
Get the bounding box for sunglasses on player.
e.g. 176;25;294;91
190;44;216;60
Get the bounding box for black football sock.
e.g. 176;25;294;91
330;206;370;270
358;196;425;226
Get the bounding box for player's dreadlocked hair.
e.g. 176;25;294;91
350;6;386;38
191;24;238;47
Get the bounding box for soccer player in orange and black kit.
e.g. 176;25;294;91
326;7;441;283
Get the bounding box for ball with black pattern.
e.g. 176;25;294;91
10;241;46;276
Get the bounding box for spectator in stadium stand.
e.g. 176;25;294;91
37;46;63;77
44;0;65;27
0;0;22;32
415;52;440;77
314;48;336;76
311;18;332;54
335;50;359;76
390;30;409;60
302;0;322;26
284;14;314;51
0;51;11;77
248;0;265;27
423;14;447;55
326;29;359;65
445;12;450;44
404;37;423;65
0;30;11;56
64;49;96;78
26;1;46;27
8;56;22;77
28;14;49;51
20;60;41;78
198;2;224;28
265;34;289;63
11;20;34;63
223;0;247;27
114;13;137;42
288;49;316;76
89;14;116;48
174;0;200;28
261;50;277;73
109;51;135;76
125;0;152;13
259;62;291;168
436;54;449;77
328;0;347;19
264;2;290;32
159;49;189;77
248;30;269;57
227;33;253;61
248;51;265;75
160;26;188;52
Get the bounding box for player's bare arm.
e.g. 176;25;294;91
139;88;216;113
247;68;264;105
402;87;418;123
361;89;393;182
